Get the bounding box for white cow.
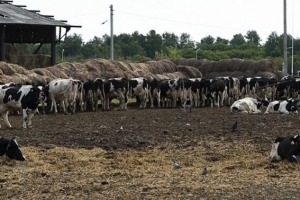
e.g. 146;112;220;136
47;78;79;114
230;97;262;114
264;98;298;114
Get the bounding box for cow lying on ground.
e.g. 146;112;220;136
0;137;25;161
230;97;268;114
267;134;300;162
264;98;299;114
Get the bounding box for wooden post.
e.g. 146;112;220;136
0;25;5;61
50;26;56;65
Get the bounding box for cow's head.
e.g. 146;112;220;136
0;137;25;161
286;98;299;112
257;98;270;109
291;134;300;147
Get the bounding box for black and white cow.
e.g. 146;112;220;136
208;79;226;107
264;98;299;114
94;77;129;110
0;137;26;161
0;85;42;128
181;78;192;108
129;77;149;109
47;78;79;114
267;134;300;162
82;79;95;111
157;78;182;108
148;78;159;108
190;78;203;107
238;76;249;99
222;77;240;106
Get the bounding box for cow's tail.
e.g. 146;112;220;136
60;79;73;95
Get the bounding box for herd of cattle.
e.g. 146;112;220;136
1;75;300;162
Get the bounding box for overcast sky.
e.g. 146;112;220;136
14;0;299;44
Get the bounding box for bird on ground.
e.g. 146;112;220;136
172;160;181;169
231;121;238;132
116;126;123;133
201;168;207;175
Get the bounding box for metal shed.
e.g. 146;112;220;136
0;0;81;65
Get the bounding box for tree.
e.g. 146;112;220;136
162;32;178;48
264;32;281;57
215;37;229;45
244;30;261;45
201;35;215;45
178;33;195;49
144;30;162;58
230;33;246;45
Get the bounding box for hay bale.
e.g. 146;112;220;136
177;65;202;78
253;60;277;74
255;71;277;79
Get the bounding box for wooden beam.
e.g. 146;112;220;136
28;10;40;13
14;5;27;7
41;15;54;18
0;25;5;61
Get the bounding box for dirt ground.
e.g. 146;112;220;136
1;104;300;199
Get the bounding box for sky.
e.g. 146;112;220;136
13;0;300;45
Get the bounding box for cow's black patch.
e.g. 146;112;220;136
273;103;280;111
3;87;22;103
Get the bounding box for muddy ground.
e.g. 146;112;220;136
0;104;300;199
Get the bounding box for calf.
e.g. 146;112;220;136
267;134;300;162
230;97;267;114
0;137;25;161
264;98;298;114
0;85;42;128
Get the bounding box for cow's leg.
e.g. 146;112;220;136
22;109;28;128
2;111;12;128
220;92;224;107
157;92;161;108
27;109;36;128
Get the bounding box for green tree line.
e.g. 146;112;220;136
20;30;300;74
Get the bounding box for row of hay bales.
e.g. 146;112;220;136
0;58;285;85
173;58;286;79
0;59;202;85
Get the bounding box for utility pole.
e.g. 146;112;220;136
110;4;114;60
283;0;288;74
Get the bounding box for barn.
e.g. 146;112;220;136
0;0;81;67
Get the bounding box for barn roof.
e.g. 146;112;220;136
0;1;82;65
0;2;80;28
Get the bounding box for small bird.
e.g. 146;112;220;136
172;160;181;169
101;20;108;24
231;121;238;132
116;126;123;133
201;168;207;175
